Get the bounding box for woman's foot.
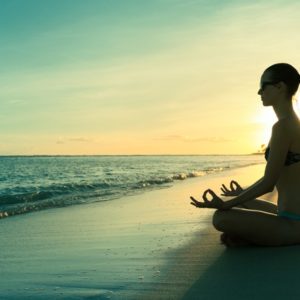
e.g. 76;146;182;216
220;233;252;247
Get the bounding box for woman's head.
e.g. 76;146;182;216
259;63;300;98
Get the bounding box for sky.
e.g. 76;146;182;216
1;0;300;155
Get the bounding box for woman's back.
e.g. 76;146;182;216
288;115;300;151
276;114;300;213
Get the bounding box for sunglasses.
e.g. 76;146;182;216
260;81;280;91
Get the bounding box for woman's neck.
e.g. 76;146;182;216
273;99;295;120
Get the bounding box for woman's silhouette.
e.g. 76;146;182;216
190;63;300;246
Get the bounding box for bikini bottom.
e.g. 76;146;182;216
277;210;300;221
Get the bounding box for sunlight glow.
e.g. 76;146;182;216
294;92;300;118
252;108;276;147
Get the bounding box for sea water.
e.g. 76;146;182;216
0;155;264;218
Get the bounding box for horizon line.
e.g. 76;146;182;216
0;153;264;157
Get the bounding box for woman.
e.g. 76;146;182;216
190;63;300;247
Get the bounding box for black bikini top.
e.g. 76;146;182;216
265;147;300;166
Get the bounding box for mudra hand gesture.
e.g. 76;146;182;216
190;189;226;210
220;180;243;197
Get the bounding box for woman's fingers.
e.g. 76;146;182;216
202;189;212;204
221;188;231;196
231;180;241;189
203;189;219;205
190;192;211;208
190;190;225;209
231;180;241;190
221;184;230;192
230;181;236;191
190;196;204;207
191;189;223;209
208;189;219;198
190;196;197;202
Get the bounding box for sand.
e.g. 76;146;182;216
1;163;299;300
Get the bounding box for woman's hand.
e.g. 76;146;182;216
190;189;226;210
220;180;243;197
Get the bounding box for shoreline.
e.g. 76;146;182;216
0;160;264;220
0;154;264;157
1;163;288;300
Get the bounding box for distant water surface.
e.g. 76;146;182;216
0;155;264;218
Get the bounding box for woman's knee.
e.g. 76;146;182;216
212;209;226;231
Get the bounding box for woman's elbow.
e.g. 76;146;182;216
266;185;275;193
262;178;276;193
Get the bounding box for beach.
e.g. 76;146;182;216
3;1;300;299
2;163;299;300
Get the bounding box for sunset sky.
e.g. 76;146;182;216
1;0;300;155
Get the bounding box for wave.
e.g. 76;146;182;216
0;161;263;219
0;171;207;208
0;182;112;204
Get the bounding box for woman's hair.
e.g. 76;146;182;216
264;63;300;97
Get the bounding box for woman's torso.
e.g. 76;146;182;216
275;116;300;214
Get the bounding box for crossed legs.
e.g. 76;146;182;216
235;198;278;214
213;198;300;246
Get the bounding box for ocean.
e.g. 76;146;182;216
0;155;264;219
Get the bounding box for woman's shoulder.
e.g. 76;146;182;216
272;115;300;145
271;118;295;143
272;117;290;132
273;115;300;130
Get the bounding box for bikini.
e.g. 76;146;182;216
264;146;300;220
264;147;300;166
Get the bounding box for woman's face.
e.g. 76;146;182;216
258;71;281;106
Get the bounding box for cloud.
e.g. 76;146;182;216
154;135;233;143
56;137;95;144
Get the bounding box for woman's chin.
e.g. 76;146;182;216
261;100;271;106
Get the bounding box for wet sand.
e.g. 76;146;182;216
2;164;297;300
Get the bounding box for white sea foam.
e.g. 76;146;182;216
0;155;264;218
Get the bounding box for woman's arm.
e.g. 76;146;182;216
223;119;290;210
222;177;273;209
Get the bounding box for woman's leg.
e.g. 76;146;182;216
218;198;278;246
235;198;278;214
213;208;299;246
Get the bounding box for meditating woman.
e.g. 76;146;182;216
190;63;300;247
